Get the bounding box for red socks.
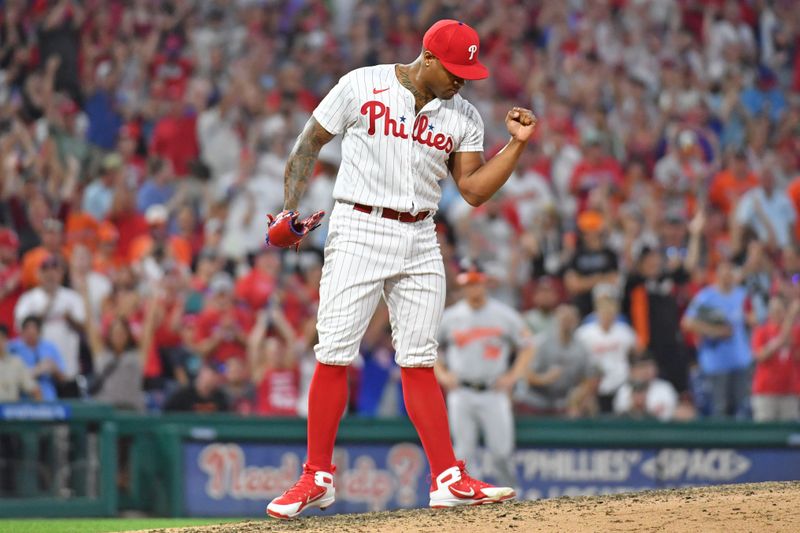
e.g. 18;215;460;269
306;363;457;478
306;362;348;471
400;366;457;477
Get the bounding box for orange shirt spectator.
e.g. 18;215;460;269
128;235;192;267
20;219;67;289
65;211;100;256
127;205;192;267
708;153;759;215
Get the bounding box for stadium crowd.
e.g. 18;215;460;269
1;0;800;422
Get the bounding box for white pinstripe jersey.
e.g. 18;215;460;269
312;64;484;214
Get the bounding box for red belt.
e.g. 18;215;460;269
353;203;430;223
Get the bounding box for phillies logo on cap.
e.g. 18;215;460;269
423;20;489;80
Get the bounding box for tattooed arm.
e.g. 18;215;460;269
283;117;335;211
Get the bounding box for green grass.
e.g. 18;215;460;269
0;518;242;533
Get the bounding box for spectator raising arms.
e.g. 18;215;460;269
248;302;301;417
77;272;153;412
750;295;800;422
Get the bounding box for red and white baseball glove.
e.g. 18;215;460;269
265;210;325;249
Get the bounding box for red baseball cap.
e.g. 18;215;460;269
423;20;488;81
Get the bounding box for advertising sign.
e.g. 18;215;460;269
183;441;800;516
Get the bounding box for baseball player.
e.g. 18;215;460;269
264;19;537;518
434;265;535;489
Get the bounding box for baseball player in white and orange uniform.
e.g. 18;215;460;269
435;267;535;489
265;19;537;519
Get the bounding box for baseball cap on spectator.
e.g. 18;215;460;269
209;272;235;294
456;260;487;285
0;228;19;250
577;210;605;233
145;204;169;226
678;130;698;150
422;20;489;80
592;282;620;302
102;153;123;172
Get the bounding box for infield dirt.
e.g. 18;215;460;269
139;481;799;533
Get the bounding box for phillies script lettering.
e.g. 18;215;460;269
361;101;454;153
198;443;426;511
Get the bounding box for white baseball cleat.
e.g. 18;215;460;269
266;464;336;519
429;460;516;508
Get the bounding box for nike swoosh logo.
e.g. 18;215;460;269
373;88;389;94
450;487;475;498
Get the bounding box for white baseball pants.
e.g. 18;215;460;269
447;388;518;488
314;201;446;368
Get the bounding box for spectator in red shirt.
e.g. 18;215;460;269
751;295;800;421
140;263;189;387
0;229;22;336
149;35;193;97
149;88;199;177
190;273;253;366
569;132;624;213
264;63;318;114
708;150;759;216
235;248;280;312
117;123;146;186
107;187;149;265
247;305;300;417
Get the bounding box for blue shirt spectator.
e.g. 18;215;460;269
86;89;123;150
684;285;751;374
137;158;176;214
8;316;67;402
683;261;753;418
740;67;786;123
83;153;123;220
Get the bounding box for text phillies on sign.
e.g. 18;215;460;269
360;101;455;154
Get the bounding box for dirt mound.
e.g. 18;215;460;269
140;481;800;533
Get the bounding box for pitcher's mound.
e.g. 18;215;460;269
142;481;800;533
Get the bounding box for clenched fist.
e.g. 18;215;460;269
505;107;537;142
